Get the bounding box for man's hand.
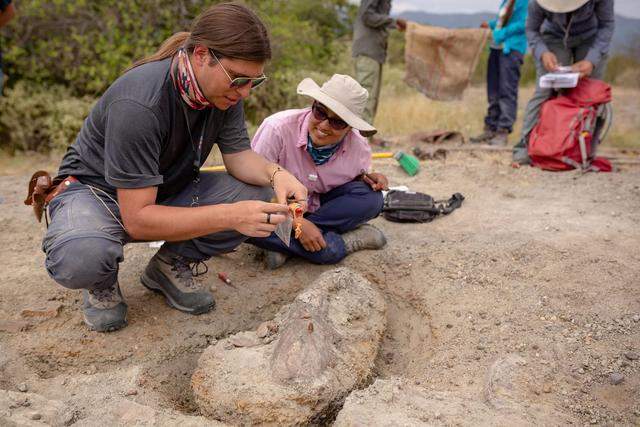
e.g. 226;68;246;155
571;60;594;78
480;21;489;29
541;52;559;73
295;218;326;252
396;18;407;32
272;168;308;212
362;172;389;191
230;200;289;238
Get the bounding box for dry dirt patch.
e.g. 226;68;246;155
1;149;639;425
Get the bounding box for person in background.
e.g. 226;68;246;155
512;0;614;164
250;74;388;269
0;0;15;93
352;0;406;127
471;0;529;146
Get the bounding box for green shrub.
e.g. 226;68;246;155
0;0;355;129
0;82;95;153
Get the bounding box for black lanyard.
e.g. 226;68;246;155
180;102;211;207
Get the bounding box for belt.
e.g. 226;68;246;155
45;176;79;204
25;172;79;223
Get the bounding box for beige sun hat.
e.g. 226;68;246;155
537;0;590;13
297;74;377;137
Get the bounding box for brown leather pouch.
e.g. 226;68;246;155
24;171;77;222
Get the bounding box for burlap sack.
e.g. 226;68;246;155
404;22;490;101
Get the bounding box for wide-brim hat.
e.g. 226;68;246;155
297;74;377;137
537;0;590;13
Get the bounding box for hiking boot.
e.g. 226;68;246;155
488;128;509;146
82;282;128;332
512;147;531;165
342;224;387;254
265;250;288;270
140;250;215;315
470;126;496;144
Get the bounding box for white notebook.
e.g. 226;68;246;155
539;67;580;89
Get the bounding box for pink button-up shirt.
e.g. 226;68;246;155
252;108;372;212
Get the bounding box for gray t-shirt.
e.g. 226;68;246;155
352;0;395;64
57;57;250;202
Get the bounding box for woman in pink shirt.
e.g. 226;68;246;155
250;74;389;269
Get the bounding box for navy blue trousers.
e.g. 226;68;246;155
249;181;384;265
484;48;523;133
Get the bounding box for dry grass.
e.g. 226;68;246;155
375;66;640;150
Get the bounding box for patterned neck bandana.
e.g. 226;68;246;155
171;48;213;110
306;133;343;165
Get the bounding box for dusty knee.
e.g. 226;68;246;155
45;236;123;290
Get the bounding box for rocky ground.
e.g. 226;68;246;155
1;145;639;425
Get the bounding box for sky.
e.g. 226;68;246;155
389;0;640;19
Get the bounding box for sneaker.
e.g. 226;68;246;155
342;224;387;254
265;250;288;270
488;128;509;146
470;126;496;144
512;147;531;165
140;250;215;315
82;282;128;332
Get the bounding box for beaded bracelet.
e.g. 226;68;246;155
269;166;284;188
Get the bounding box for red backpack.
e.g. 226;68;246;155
528;78;612;172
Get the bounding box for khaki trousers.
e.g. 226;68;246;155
354;55;383;124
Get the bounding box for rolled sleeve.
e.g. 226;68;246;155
104;100;164;189
251;119;283;164
585;0;615;66
217;101;251;155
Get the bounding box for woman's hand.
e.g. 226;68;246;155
362;172;389;191
295;218;326;252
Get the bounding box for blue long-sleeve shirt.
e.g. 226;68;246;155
526;0;615;66
489;0;529;55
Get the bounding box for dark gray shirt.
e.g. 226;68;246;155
57;58;250;202
352;0;396;64
526;0;615;66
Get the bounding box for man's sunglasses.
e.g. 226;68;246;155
311;102;349;130
209;49;268;89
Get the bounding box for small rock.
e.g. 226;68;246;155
256;321;278;338
30;413;42;420
17;383;28;392
20;303;63;319
229;331;262;348
124;389;138;396
445;323;453;329
624;352;639;361
609;373;624;385
632;315;640;323
542;383;552;393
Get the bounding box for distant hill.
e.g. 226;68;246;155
397;11;640;55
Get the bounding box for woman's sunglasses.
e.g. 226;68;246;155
209;49;268;89
311;102;349;130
